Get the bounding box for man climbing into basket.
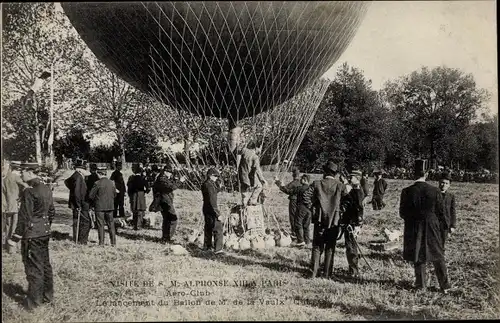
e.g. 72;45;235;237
236;142;267;206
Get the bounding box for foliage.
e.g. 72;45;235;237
383;66;490;167
123;130;162;163
2;3;88;162
74;55;154;164
52;127;91;162
296;63;390;171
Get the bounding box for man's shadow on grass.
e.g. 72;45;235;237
334;302;439;320
2;282;25;305
115;229;164;244
185;244;311;277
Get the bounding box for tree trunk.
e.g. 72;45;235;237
116;131;126;165
34;97;43;164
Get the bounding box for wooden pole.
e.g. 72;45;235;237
48;63;55;169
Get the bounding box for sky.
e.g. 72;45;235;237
323;1;498;114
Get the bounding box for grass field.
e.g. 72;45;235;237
2;170;499;321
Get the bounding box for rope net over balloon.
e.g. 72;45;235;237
61;1;369;189
135;1;368;190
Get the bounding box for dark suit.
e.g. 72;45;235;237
89;178;117;245
201;179;223;251
279;178;301;240
64;171;90;244
13;179;54;310
309;176;346;278
110;170;126;218
153;175;182;242
127;174;150;230
442;191;456;241
399;181;450;290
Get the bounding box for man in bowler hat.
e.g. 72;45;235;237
309;161;347;278
64;159;91;244
399;159;451;293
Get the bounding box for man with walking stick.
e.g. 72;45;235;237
64;159;91;244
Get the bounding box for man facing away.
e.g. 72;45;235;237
276;168;301;242
86;163;100;228
64;159;91;244
275;173;312;248
8;170;54;311
236;142;268;206
127;163;151;230
372;169;388;210
88;169;117;246
153;165;186;244
309;161;346;279
110;161;126;219
201;168;224;254
399;159;451;294
2;160;30;253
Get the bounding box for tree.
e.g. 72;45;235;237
472;114;498;171
124;130;162;163
383;66;490;168
52;127;91;164
75;55;153;165
2;3;88;164
296;63;390;171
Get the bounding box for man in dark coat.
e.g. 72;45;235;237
372;169;388;210
399;159;451;293
88;170;117;246
309;161;347;279
275;173;312;247
153;165;186;244
64;159;91;244
110;161;126;218
276;168;301;242
86;163;100;228
439;172;456;241
8;170;54;311
201;168;223;253
339;170;365;278
127;163;150;230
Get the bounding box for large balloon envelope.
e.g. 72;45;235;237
62;2;369;120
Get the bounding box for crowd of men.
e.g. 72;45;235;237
3;141;459;311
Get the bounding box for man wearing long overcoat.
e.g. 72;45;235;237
64;160;91;244
127;163;150;230
89;170;117;246
309;161;346;279
110;161;126;218
399;159;451;293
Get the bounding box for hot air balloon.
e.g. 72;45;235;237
62;1;369;149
